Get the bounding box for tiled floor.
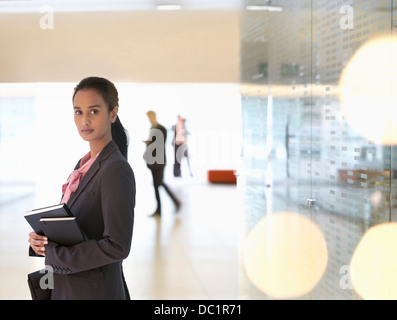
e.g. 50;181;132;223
0;172;241;300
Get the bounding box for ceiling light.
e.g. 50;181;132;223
156;4;181;10
246;5;283;12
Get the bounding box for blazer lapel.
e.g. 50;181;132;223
67;141;117;209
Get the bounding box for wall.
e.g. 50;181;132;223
0;9;240;83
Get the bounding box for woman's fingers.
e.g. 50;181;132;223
28;231;48;256
28;231;47;241
28;231;48;245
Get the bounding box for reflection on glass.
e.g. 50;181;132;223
240;0;396;299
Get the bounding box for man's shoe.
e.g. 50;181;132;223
150;210;161;217
174;200;181;212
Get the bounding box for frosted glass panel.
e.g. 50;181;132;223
240;0;396;300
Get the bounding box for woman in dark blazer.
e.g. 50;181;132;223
28;77;135;300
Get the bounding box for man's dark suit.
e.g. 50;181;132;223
43;140;135;300
144;123;179;215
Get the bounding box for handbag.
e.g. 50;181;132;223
27;269;52;300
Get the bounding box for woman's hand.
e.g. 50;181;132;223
28;231;48;256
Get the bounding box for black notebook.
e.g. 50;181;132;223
25;203;73;235
40;217;86;247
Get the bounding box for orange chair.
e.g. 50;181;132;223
207;170;237;184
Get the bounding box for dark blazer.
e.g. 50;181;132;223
44;140;135;300
144;123;167;168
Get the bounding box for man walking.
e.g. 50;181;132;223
143;111;181;217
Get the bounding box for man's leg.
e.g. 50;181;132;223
150;167;162;216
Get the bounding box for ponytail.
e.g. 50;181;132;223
112;116;129;160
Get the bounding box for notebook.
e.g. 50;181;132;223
25;203;73;235
39;216;86;247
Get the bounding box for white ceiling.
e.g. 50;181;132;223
0;0;244;12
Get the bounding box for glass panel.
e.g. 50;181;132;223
240;0;313;299
240;0;395;300
391;0;397;223
311;0;393;300
239;7;271;299
0;94;36;206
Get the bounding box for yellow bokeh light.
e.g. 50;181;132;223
339;36;397;145
243;212;328;298
350;222;397;300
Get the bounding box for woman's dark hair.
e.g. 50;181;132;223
73;76;129;160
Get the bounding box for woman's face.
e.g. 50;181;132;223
73;88;118;146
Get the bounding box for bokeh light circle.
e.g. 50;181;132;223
243;212;328;298
339;36;397;145
350;222;397;300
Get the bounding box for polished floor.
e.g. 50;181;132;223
0;169;240;300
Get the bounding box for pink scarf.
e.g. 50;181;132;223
61;152;99;204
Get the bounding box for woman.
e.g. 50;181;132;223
28;77;135;300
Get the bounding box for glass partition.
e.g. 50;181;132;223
240;0;397;300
